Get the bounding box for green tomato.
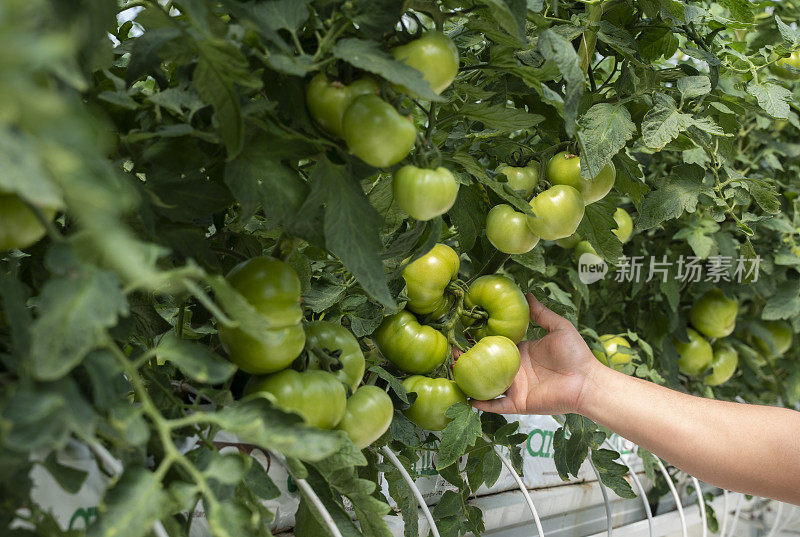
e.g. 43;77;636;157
771;51;800;80
304;321;365;390
373;310;448;373
591;334;632;366
574;240;598;259
527;185;585;241
305;74;379;138
393;165;459;221
402;375;467;431
453;335;521;400
402;243;459;318
612;208;633;244
462;275;529;343
486;204;540;254
391;31;459;95
555;233;582;249
704;342;738;386
674;328;713;376
342;94;417;168
245;369;346;429
496;162;540;199
0;194;55;251
753;321;793;357
218;258;305;374
546;152;616;205
336;385;394;449
689;289;738;339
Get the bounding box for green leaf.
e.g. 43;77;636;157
309;158;395;308
458;102;544;132
718;0;754;23
591;449;636;499
30;268;128;381
436;403;482;470
87;468;171;537
637;167;710;230
763;280;800;320
613;152;650;205
448;184;486;252
578;199;623;262
677;76;711;100
641;93;694;150
368;365;411;405
478;0;527;44
212;397;346;461
553;414;595;480
331;38;441;101
538;30;584;136
41;452;88;494
243;459;281;500
577;103;636;180
156;332;236;384
385;462;419;537
746;83;792;119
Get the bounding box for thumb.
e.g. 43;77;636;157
527;294;570;332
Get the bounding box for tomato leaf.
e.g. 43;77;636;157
591;448;637;499
156;332;236;384
436;403;482;470
86;468;171;537
577;103;636;180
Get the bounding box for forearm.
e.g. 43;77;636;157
579;363;800;505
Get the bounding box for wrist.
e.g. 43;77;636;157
573;359;613;418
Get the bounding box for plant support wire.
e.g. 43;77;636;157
589;455;614;537
656;458;688;537
690;476;707;537
616;444;654;537
484;435;545;537
381;446;440;537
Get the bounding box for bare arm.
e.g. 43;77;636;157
473;294;800;505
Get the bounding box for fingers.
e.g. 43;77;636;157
527;293;570;332
471;396;518;414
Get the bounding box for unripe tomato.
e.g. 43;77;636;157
591;334;632;366
393;165;459;221
704;342;738;386
674;328;713;376
527;185;585;241
496;162;540;199
753;321;793;357
245;369;346;429
462;275;529;343
555;233;582;249
305;74;379;138
771;51;800;80
373;310;448;373
391;32;459;95
574;240;598;259
689;289;738;339
218;258;305;374
612;208;633;244
453;335;521;400
0;194;56;251
335;385;394;449
342;95;417;168
486;204;540;254
402;243;459;318
305;321;366;389
402;375;467;431
546;152;616;205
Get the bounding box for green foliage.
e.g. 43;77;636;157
2;0;800;535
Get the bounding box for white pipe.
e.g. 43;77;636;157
589;456;614;537
616;444;654;537
690;477;707;537
484;436;544;537
656;458;687;537
381;446;440;537
765;502;784;537
271;452;343;537
724;494;744;537
719;490;730;537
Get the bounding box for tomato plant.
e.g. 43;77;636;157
393;165;459;221
453;336;521;400
402;243;459;318
402;375;467;431
592;335;632;367
486;204;540;254
4;0;800;535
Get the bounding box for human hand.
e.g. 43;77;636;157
471;294;600;415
